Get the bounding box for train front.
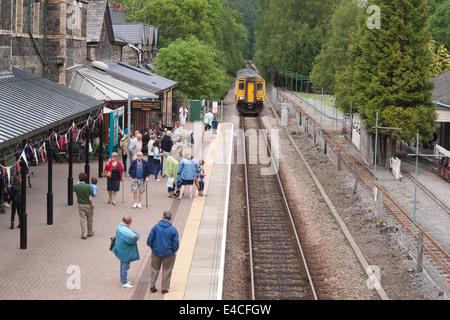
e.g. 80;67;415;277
236;69;265;114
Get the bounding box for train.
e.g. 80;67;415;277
235;68;265;114
435;145;450;182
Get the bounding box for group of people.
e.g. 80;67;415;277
72;167;180;293
69;116;211;294
111;212;179;292
116;125;207;207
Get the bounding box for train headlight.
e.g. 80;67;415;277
239;96;244;100
256;97;262;100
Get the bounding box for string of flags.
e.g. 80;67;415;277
0;113;102;184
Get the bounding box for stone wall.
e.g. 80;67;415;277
0;0;89;85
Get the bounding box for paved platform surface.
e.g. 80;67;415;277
0;122;232;300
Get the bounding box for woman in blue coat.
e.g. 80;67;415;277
112;215;140;288
177;149;198;200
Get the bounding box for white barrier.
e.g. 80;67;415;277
390;157;402;180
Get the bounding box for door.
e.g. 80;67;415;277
246;80;255;103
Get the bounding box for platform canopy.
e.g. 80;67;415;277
0;67;105;150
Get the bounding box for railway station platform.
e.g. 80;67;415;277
0;122;233;300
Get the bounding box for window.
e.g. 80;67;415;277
239;82;245;90
257;82;263;91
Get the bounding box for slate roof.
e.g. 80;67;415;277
112;23;158;46
69;67;158;101
0;67;104;149
87;1;106;42
431;70;450;109
106;62;177;94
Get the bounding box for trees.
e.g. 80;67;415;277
427;0;450;49
121;0;247;99
429;40;450;76
310;0;360;94
254;0;335;82
347;0;436;168
154;36;229;100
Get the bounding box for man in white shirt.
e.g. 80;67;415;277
129;133;143;161
179;104;188;126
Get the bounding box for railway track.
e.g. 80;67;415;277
401;170;450;216
241;114;318;300
277;89;450;285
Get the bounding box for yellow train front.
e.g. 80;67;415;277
235;68;265;114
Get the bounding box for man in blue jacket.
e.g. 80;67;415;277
147;211;179;294
112;215;140;288
128;152;150;209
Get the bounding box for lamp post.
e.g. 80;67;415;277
345;102;353;173
407;134;443;251
372;112;401;201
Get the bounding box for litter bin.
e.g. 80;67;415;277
190;100;201;122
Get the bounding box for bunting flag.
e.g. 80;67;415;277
6;167;10;183
22;151;28;169
40;147;45;162
0;112;102;182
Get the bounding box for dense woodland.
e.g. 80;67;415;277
122;0;449;165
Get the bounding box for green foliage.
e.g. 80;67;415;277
310;0;361;94
426;0;450;49
429;40;450;76
154;36;230;100
126;0;247;75
227;0;259;59
120;0;248;100
348;0;436;144
254;0;335;81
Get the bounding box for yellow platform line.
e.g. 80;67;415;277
164;124;220;300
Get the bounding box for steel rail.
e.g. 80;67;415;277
241;114;318;300
241;115;256;300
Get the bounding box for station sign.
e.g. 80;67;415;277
132;100;161;112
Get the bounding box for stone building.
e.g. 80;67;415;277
86;0;124;63
0;0;88;86
112;22;159;69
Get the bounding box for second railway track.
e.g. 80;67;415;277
242;114;318;300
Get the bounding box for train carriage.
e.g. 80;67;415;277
235;68;265;114
435;145;450;182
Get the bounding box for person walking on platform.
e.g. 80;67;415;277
177;149;198;200
196;160;206;197
165;148;179;198
147;211;179;294
151;140;163;181
129;133;143;161
104;152;125;205
9;176;22;229
179;103;188;126
112;215;140;288
161;131;173;177
128;152;150;209
73;172;94;239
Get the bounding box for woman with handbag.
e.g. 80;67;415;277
104;152;124;205
112;215;140;288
